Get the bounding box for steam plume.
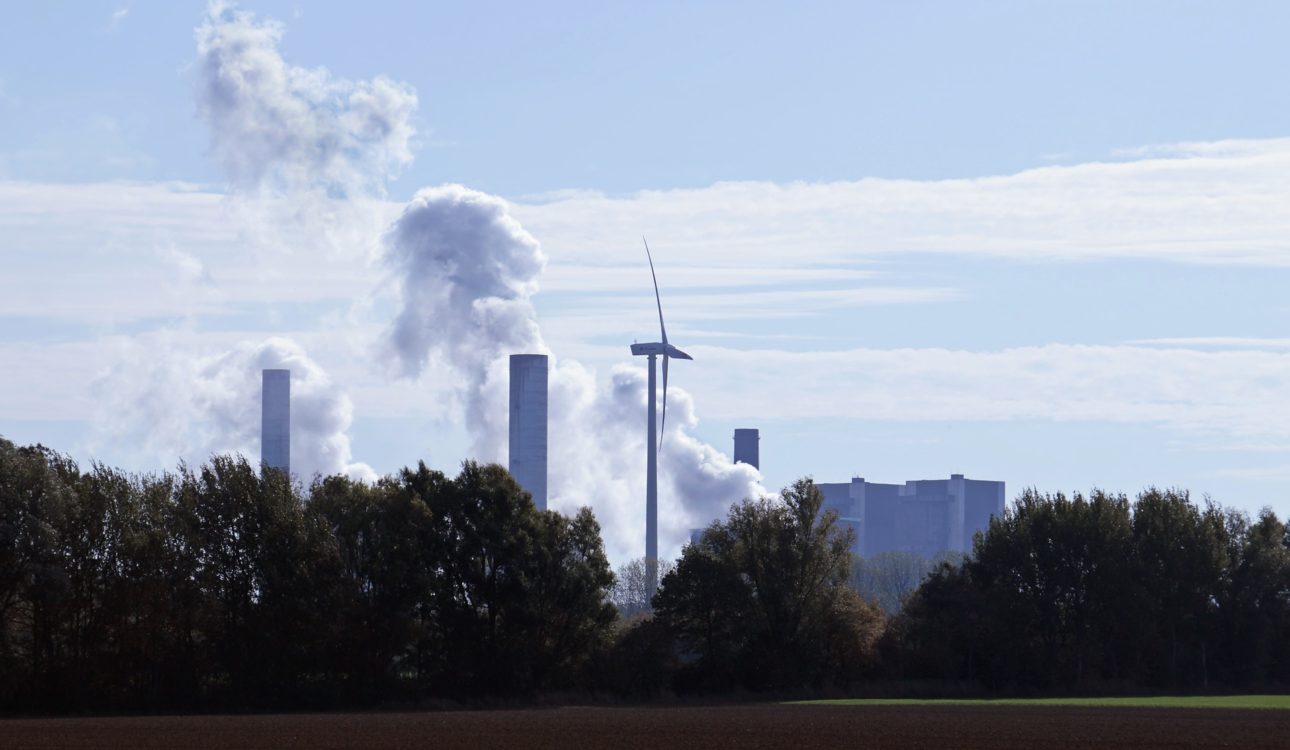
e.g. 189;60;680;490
384;185;546;455
381;185;762;559
194;1;416;196
93;336;375;482
184;3;761;561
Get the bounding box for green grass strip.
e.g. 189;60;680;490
790;695;1290;710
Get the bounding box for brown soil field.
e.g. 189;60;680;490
2;704;1287;750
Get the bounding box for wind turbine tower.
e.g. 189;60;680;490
630;239;692;598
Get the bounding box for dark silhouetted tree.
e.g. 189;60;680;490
654;478;884;692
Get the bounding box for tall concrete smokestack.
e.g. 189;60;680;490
734;428;759;470
261;368;290;475
509;354;548;510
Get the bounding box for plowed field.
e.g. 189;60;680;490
3;704;1286;749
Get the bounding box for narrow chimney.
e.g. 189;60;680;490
733;428;759;470
261;369;290;475
509;354;549;509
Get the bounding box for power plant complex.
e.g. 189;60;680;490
254;253;1006;571
818;474;1005;557
701;428;1005;558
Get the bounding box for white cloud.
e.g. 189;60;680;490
538;264;878;293
512;139;1290;268
576;286;961;321
107;7;130;32
1111;137;1290;160
1128;337;1290;349
681;343;1290;443
0;180;392;324
6;135;1290;330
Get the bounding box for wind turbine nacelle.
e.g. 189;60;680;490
631;342;693;360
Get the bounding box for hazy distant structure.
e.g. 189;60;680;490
733;428;760;469
261;369;290;475
508;354;549;510
630;240;692;599
818;474;1004;557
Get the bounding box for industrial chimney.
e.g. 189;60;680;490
733;428;759;470
261;368;290;475
509;354;548;510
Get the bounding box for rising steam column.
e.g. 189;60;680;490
509;354;548;510
261;368;290;475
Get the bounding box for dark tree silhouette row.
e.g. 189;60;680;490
0;438;613;711
884;488;1290;690
4;435;1290;711
588;487;1290;696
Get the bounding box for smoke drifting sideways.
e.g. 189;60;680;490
178;2;762;561
547;363;763;561
93;336;375;483
194;1;416;197
194;1;414;260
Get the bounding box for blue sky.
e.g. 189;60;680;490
4;2;1290;562
6;1;1290;193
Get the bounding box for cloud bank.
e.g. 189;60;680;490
513;140;1290;268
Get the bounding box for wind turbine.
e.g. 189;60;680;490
630;238;692;599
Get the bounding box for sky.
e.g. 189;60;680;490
4;1;1290;563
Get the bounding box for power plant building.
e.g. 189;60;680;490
508;354;548;510
261;369;290;475
818;474;1005;557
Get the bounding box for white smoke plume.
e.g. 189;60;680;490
382;186;763;560
383;185;546;456
92;2;389;491
194;1;416;197
547;362;763;561
184;3;762;562
93;335;374;483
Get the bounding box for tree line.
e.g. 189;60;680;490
0;438;613;711
885;488;1290;690
3;435;1290;712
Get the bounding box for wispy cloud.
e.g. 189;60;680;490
679;343;1290;444
513;139;1290;268
108;7;130;32
1127;337;1290;349
1111;138;1290;160
569;286;960;322
539;264;878;293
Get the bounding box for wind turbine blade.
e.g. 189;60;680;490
643;236;667;345
659;353;669;455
